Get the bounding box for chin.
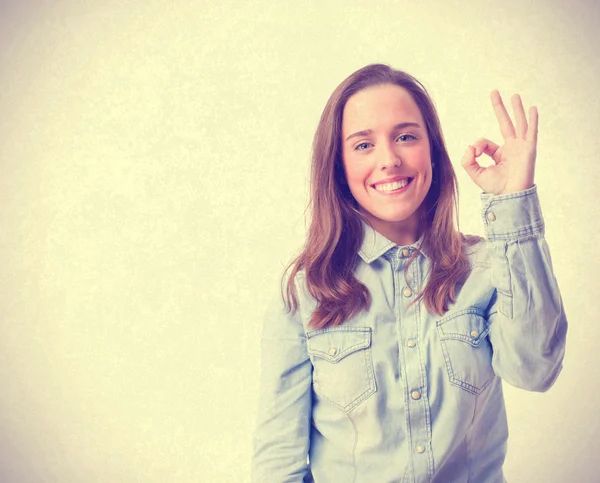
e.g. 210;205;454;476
369;213;419;226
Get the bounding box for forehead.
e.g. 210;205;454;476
342;84;423;134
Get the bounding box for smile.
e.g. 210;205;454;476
372;177;413;193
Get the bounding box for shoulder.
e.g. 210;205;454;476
460;233;491;269
446;233;496;308
272;268;316;327
283;268;309;303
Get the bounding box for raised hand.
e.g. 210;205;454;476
461;91;538;195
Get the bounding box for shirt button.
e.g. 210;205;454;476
411;390;421;400
402;248;410;257
416;445;425;454
403;287;413;298
328;347;337;356
487;212;496;222
471;329;479;338
407;339;416;348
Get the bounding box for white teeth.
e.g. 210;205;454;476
374;178;410;192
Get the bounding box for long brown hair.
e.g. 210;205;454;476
284;63;479;329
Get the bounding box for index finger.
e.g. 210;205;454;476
491;90;516;139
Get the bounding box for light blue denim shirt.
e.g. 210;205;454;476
251;185;568;483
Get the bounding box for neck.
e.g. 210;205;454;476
361;211;422;246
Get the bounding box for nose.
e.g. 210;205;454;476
378;142;401;170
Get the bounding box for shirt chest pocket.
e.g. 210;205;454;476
306;327;376;412
436;308;496;395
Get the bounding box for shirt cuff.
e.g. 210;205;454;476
480;185;545;241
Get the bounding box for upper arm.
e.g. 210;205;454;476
251;283;313;482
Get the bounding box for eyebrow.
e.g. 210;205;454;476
345;122;423;142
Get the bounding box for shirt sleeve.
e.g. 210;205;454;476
251;278;313;482
481;185;568;392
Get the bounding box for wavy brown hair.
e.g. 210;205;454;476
284;63;480;329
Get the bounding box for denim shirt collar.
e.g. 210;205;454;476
357;220;427;264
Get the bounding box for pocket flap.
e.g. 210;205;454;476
306;327;372;363
436;309;490;347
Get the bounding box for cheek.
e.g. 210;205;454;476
346;166;372;190
415;143;431;163
414;148;432;175
343;157;369;186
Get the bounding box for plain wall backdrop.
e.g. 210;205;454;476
0;0;598;481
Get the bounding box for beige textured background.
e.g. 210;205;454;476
0;0;598;481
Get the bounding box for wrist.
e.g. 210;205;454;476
498;181;535;196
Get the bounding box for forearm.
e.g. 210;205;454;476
483;186;568;391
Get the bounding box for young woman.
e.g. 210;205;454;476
251;64;568;482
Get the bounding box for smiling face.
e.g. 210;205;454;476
341;83;433;246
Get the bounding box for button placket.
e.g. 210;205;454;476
396;254;431;477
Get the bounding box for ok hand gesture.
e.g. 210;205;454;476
461;91;538;195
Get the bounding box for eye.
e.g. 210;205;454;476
354;142;373;151
397;133;417;142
